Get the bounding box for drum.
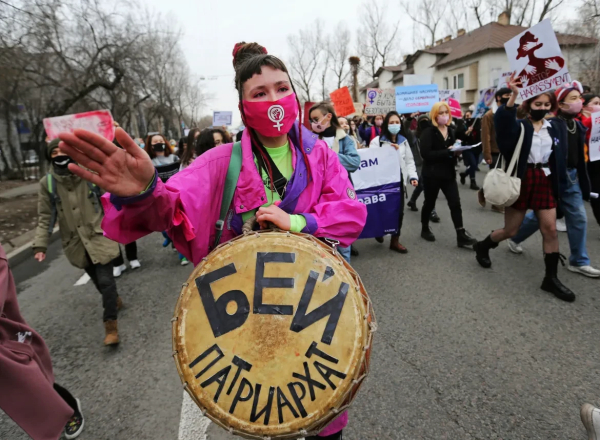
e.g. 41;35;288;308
172;231;375;439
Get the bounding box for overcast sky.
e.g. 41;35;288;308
144;0;414;127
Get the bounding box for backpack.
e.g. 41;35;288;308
46;173;103;235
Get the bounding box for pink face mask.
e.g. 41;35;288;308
437;115;450;126
561;100;583;115
242;93;298;137
311;115;330;133
586;104;600;114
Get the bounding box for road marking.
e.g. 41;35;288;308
178;391;210;440
74;273;90;286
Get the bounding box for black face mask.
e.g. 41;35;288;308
152;143;166;152
51;155;74;171
529;109;550;121
499;97;510;106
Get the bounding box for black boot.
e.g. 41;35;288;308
430;210;441;223
457;228;477;248
421;224;436;242
375;237;384;244
460;172;467;185
407;200;419;212
350;245;359;257
470;180;480;190
541;253;575;302
473;234;498;268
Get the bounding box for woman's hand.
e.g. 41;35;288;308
256;205;291;230
34;252;45;262
410;179;418;187
505;72;521;108
58;128;155;197
390;143;400;150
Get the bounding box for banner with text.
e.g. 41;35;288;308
352;146;402;238
504;19;570;100
44;110;115;141
365;89;396;115
474;87;496;118
589;112;600;162
439;89;461;102
213;111;233;126
448;98;463;119
329;86;355;117
395;84;439;114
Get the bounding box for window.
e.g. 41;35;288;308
452;73;465;89
443;77;449;89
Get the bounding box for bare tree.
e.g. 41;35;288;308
357;0;400;79
287;20;324;102
402;0;447;48
329;23;352;90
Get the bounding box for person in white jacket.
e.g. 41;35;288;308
370;111;418;253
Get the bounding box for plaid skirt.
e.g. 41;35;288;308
511;167;557;211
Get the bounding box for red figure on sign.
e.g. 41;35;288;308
516;31;565;87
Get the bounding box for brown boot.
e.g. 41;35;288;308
390;235;408;254
117;296;123;311
103;320;120;346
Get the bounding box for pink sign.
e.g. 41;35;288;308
448;98;462;119
44;110;115;141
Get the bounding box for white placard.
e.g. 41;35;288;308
352;146;400;190
212;111;233;126
365;89;396;115
439;89;461;102
504;19;571;100
496;70;514;88
589;111;600;162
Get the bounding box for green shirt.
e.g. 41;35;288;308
241;142;306;232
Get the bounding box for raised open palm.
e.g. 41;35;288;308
58;128;155;197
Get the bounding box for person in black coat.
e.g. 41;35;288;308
457;111;483;190
419;102;477;247
473;73;577;302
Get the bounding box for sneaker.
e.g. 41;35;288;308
130;259;141;269
581;403;600;440
567;265;600;278
180;257;190;266
556;218;567;232
507;240;523;254
64;398;84;439
113;264;126;277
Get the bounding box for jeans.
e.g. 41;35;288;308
421;176;463;229
338;246;351;263
462;147;481;180
113;241;138;266
85;254;119;321
512;169;590;266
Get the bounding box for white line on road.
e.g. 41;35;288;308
74;273;90;286
178;391;210;440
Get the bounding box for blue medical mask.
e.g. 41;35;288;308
388;124;401;135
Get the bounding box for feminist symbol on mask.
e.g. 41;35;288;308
267;105;285;131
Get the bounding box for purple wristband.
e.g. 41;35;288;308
301;213;318;234
109;169;158;211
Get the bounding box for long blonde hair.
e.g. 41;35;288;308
430;102;452;127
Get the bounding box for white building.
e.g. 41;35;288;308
360;13;598;110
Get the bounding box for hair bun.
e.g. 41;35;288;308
232;42;268;69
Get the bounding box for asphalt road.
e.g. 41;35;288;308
1;177;599;440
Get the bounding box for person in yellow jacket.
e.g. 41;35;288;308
32;139;122;346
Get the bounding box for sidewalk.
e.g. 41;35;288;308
0;182;39;199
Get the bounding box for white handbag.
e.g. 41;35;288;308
482;123;524;208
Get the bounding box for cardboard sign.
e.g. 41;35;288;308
213;111;233;126
395;84;439;114
504;19;571;100
329;86;355;117
365;89;396;115
44;110;115;141
474;88;496;118
352;146;402;238
447;98;463;119
439;89;461;102
589;112;600;162
403;74;432;86
496;70;514;89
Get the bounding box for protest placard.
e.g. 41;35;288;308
504;19;570;100
44;110;115;141
352;146;402;238
496;70;513;88
439;89;461;102
403;74;432;86
447;98;463;119
474;87;496;118
365;89;396;115
213;111;233;126
329;86;355;117
589;112;600;162
395;84;439;114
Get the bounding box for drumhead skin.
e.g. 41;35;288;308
173;231;375;439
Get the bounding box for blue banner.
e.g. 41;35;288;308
395;84;439;114
357;183;402;239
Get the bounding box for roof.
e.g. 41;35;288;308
430;22;597;68
359;79;379;92
374;65;406;77
391;67;414;82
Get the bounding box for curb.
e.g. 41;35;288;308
7;227;60;267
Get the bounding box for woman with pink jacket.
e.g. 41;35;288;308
58;41;366;439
